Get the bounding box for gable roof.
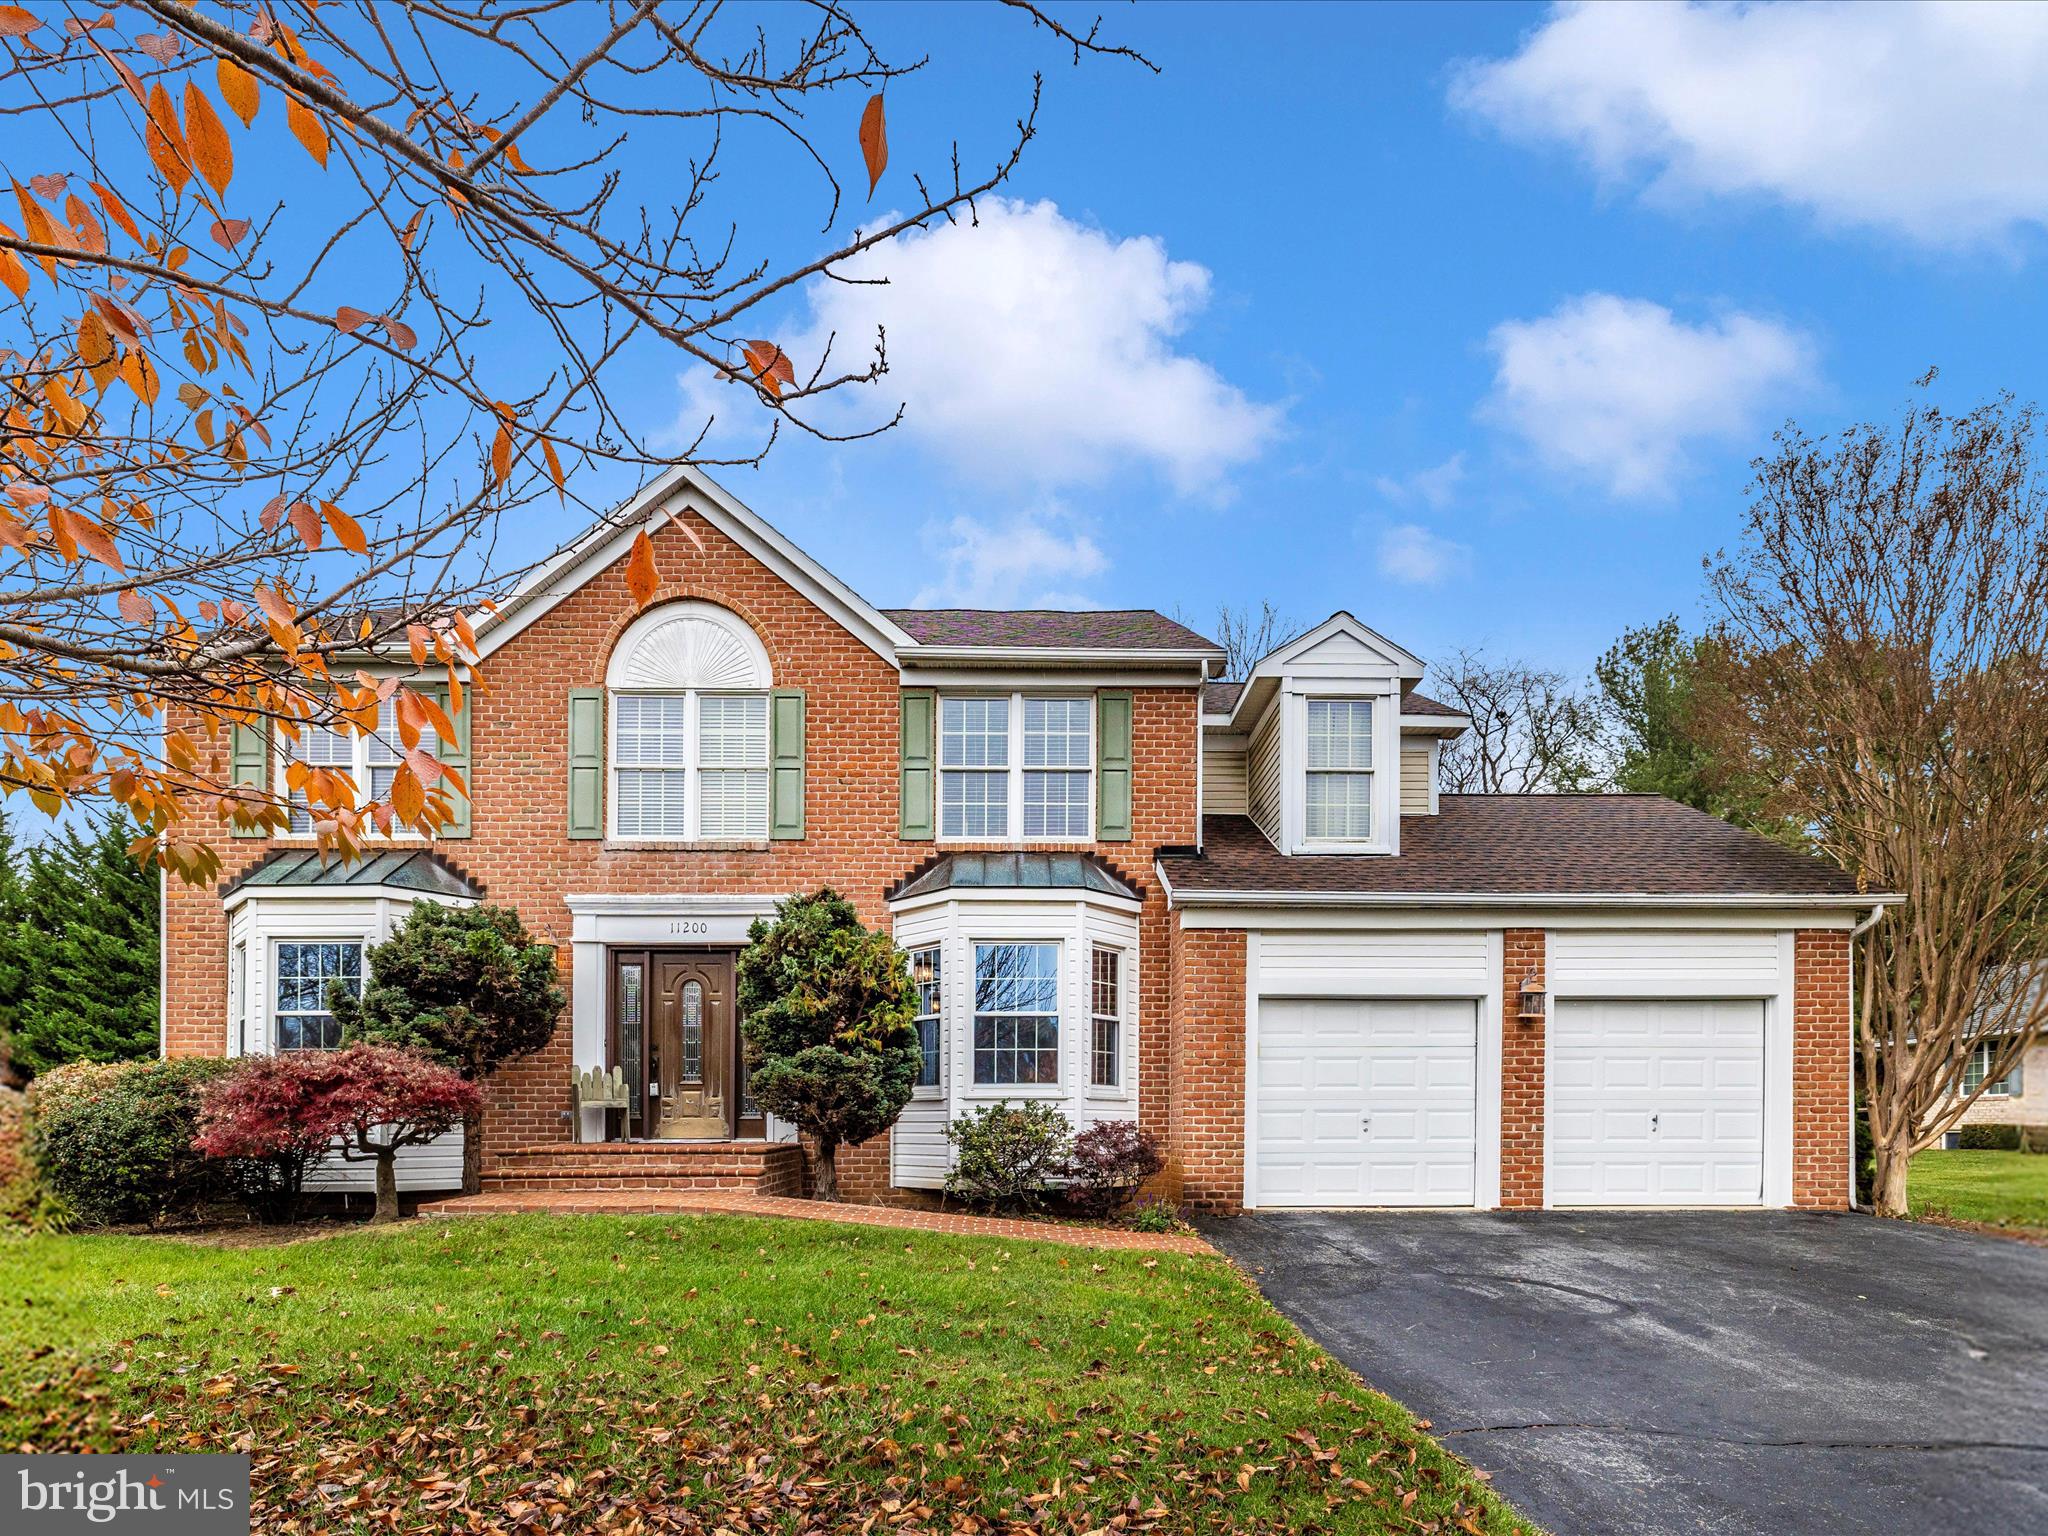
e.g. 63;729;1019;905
475;463;915;664
1158;799;1887;906
888;609;1221;655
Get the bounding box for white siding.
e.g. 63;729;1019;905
1247;708;1283;846
1399;741;1433;816
1550;930;1782;989
1204;735;1249;817
303;1129;465;1193
1258;929;1490;992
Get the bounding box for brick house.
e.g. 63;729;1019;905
162;466;1887;1211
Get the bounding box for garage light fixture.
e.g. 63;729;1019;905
1517;973;1546;1023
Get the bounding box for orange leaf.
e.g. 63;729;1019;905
742;340;795;398
183;83;234;196
378;314;416;350
335;305;370;335
405;746;444;787
490;424;512;486
45;506;79;562
120;348;160;405
407;624;430;667
859;94;887;198
216;56;260;126
625;529;658;609
0;232;28;302
325;501;367;554
89;182;142;244
287;500;322;551
79;310;117;369
542;438;565;501
388;761;424;823
412;688;456;747
72;518;123;571
254;583;295;626
209;218;249;249
0;7;44;37
145;82;192;195
286;97;329;168
118;587;155;625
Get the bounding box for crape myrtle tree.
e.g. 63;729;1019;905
330;900;563;1193
0;2;1146;883
737;888;918;1201
1698;386;2048;1213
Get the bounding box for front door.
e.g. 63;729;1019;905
607;949;763;1141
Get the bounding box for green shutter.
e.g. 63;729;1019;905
899;688;935;841
567;688;605;840
230;721;268;838
436;682;472;839
769;688;805;840
1097;690;1133;842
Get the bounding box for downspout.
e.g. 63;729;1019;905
1845;903;1888;1210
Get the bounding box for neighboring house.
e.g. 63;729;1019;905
1947;967;2047;1140
161;466;1888;1211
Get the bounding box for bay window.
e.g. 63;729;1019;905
1090;946;1122;1089
273;940;362;1051
972;941;1060;1085
939;694;1093;841
1305;697;1374;841
909;945;942;1089
1963;1040;2023;1097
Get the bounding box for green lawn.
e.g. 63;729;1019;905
1910;1149;2048;1230
0;1214;1528;1534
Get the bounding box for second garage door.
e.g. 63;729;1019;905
1550;998;1766;1206
1255;997;1478;1207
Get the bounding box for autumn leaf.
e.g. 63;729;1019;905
626;528;659;608
0;234;33;302
389;761;425;823
136;31;181;64
543;438;565;501
407;624;430;667
216;56;260;125
335;305;371;335
210;218;249;249
0;7;44;38
145;82;193;195
253;583;295;626
287;97;330;168
89;182;141;244
324;502;367;554
183;83;234;195
490;425;512;486
287;501;322;551
860;94;888;197
742;340;795;398
28;172;65;200
71;516;124;572
118;587;155;625
378;314;417;349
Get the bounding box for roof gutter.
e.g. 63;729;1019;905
898;645;1222;668
1153;862;1905;912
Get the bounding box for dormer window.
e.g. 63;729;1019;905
1305;698;1374;841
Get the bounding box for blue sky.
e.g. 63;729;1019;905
562;0;2048;681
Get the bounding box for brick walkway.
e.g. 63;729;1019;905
415;1189;1213;1255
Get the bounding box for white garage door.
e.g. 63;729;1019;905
1255;998;1478;1207
1550;999;1765;1206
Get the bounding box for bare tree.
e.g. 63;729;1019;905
0;1;1142;882
1700;389;2048;1213
1206;601;1303;680
1430;646;1602;793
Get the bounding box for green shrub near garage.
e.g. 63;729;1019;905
1956;1124;2024;1152
25;1058;234;1227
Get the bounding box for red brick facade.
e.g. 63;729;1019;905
1166;919;1247;1212
1791;929;1852;1209
1497;928;1547;1210
163;500;1196;1202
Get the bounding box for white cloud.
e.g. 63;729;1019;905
1376;523;1469;587
1482;293;1814;499
671;199;1282;496
910;512;1108;609
1375;453;1466;510
1451;2;2048;246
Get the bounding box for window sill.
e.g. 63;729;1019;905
1083;1085;1129;1102
1291;840;1393;857
602;838;773;853
960;1084;1066;1100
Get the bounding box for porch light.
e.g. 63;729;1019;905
1516;973;1546;1023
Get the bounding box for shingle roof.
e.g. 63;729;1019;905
1200;682;1464;719
224;848;483;900
1158;799;1867;901
1403;690;1463;718
886;609;1222;652
889;851;1141;904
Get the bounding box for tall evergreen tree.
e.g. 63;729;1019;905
4;813;160;1078
0;807;26;1085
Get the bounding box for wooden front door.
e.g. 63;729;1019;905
609;950;764;1141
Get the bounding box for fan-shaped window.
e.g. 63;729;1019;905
606;602;772;840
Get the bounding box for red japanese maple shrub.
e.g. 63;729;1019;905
318;1044;481;1222
1062;1120;1166;1217
193;1053;346;1225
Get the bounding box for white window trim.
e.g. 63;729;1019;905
268;935;366;1053
964;935;1066;1097
1966;1040;2022;1097
1085;942;1131;1100
908;943;945;1100
1282;682;1400;856
937;692;1095;845
606;687;770;844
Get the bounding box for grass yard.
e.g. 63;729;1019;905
1909;1149;2048;1231
0;1214;1528;1534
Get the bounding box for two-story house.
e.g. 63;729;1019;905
161;465;1882;1212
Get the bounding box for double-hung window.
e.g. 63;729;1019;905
1964;1040;2024;1097
1305;698;1374;841
939;695;1093;841
1090;946;1122;1089
273;940;362;1051
281;696;412;833
908;945;942;1089
612;691;768;839
972;941;1060;1085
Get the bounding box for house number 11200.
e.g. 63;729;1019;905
668;920;710;935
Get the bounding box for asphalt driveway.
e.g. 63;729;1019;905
1203;1211;2048;1535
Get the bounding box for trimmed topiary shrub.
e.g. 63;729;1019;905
945;1100;1073;1214
26;1058;233;1226
1063;1120;1166;1216
1956;1123;2023;1151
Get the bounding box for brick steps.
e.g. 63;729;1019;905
480;1139;804;1197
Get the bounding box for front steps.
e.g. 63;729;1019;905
474;1140;806;1197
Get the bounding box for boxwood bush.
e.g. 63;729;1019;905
1956;1123;2024;1152
26;1058;234;1226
